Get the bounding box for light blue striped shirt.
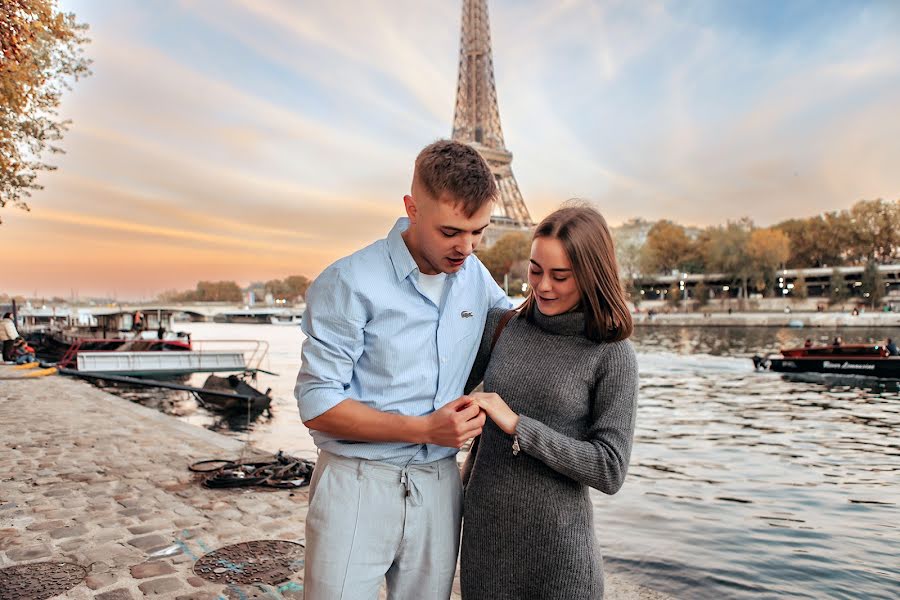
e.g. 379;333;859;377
295;217;511;465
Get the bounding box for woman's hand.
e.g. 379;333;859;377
470;392;519;435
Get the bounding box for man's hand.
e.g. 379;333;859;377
423;397;486;448
470;392;519;435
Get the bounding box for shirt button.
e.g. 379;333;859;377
441;358;447;364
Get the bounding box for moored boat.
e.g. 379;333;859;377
29;308;192;363
23;308;271;379
197;374;272;412
753;344;900;379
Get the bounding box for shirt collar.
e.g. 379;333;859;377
387;218;419;282
386;217;470;283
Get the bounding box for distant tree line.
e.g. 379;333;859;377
628;199;899;276
475;199;898;305
616;199;898;304
157;275;310;303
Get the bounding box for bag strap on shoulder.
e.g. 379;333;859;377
490;309;518;352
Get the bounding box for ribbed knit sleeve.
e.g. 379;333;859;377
514;339;638;494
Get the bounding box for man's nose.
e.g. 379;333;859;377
456;234;475;255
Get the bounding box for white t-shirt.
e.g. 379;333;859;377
417;271;448;306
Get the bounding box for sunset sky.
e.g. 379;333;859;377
3;0;899;298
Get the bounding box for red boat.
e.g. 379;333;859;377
753;344;900;379
29;309;192;366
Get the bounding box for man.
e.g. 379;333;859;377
296;140;511;600
886;338;899;356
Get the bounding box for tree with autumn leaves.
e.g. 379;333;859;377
473;198;897;304
746;228;791;296
638;221;699;275
1;0;91;222
157;275;311;303
477;232;531;291
626;199;898;299
774;199;900;267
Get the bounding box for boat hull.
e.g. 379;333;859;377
769;357;900;379
198;375;272;412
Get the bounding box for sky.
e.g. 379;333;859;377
2;0;899;298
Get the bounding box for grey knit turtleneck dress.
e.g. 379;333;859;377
460;306;638;600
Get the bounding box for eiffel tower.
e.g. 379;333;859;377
451;0;533;247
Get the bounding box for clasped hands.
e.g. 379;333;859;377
423;392;518;448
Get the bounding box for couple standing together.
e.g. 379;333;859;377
295;140;638;600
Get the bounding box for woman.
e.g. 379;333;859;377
1;313;20;362
460;205;638;599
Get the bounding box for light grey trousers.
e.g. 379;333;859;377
303;451;463;600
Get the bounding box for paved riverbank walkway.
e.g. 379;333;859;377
1;375;674;599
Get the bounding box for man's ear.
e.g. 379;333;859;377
403;194;417;224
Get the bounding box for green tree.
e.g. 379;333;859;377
829;268;849;307
1;0;91;221
700;219;754;298
478;232;531;283
693;281;709;307
793;271;808;299
746;228;790;297
775;212;851;268
846;199;900;263
665;283;681;308
861;259;885;308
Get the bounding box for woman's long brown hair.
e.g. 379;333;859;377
520;204;634;342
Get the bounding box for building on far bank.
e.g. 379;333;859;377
633;263;900;307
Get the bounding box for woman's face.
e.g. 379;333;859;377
528;237;581;316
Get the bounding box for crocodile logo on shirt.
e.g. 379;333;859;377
461;311;474;319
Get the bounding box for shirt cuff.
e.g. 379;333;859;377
297;386;349;422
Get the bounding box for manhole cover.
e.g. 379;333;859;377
0;561;87;600
193;540;304;585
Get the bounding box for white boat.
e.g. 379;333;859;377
76;350;249;377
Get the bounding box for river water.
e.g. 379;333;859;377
113;322;899;599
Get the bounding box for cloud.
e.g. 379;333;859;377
7;0;900;296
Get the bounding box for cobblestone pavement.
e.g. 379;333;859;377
0;376;673;600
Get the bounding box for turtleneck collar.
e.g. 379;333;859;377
529;305;585;337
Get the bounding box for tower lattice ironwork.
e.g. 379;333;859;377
451;0;533;246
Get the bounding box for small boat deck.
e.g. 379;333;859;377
76;350;248;377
